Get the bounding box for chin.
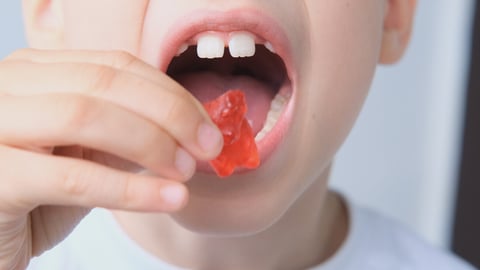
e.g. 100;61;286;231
167;127;332;237
171;201;285;237
170;173;294;237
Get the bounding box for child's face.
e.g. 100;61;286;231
26;0;413;234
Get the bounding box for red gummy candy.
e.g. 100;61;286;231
204;90;260;177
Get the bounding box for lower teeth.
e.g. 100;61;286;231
255;93;289;142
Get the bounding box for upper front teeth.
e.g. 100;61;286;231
228;32;256;58
195;32;260;59
197;35;225;59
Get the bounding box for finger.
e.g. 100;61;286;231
0;59;223;161
0;93;196;181
4;49;210;130
0;145;188;213
6;49;168;90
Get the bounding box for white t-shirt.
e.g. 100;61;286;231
27;199;476;270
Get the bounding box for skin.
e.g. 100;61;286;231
0;0;416;269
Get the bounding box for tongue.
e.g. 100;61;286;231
175;71;275;135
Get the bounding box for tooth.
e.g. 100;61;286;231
255;93;289;142
229;32;256;58
176;43;188;56
270;95;286;111
197;35;225;59
265;42;276;54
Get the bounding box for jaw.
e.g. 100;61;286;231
111;166;344;270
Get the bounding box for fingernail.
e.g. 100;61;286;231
160;185;187;207
197;123;223;155
175;148;196;179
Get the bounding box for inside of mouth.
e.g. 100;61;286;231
166;45;289;137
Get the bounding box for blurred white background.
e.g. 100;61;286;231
331;0;474;249
0;1;474;249
0;2;26;58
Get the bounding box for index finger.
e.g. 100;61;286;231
0;53;223;161
6;49;171;94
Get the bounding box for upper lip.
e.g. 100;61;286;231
157;8;296;83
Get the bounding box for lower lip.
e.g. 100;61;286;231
195;84;295;176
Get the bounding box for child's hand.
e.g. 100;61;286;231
0;49;223;269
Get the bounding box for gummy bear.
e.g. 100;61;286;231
204;90;260;177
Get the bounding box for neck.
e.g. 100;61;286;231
113;172;348;270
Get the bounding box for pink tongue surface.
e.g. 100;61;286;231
175;71;275;135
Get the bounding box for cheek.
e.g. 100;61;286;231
292;0;385;171
61;0;149;53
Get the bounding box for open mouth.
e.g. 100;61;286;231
167;32;291;143
156;10;296;174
